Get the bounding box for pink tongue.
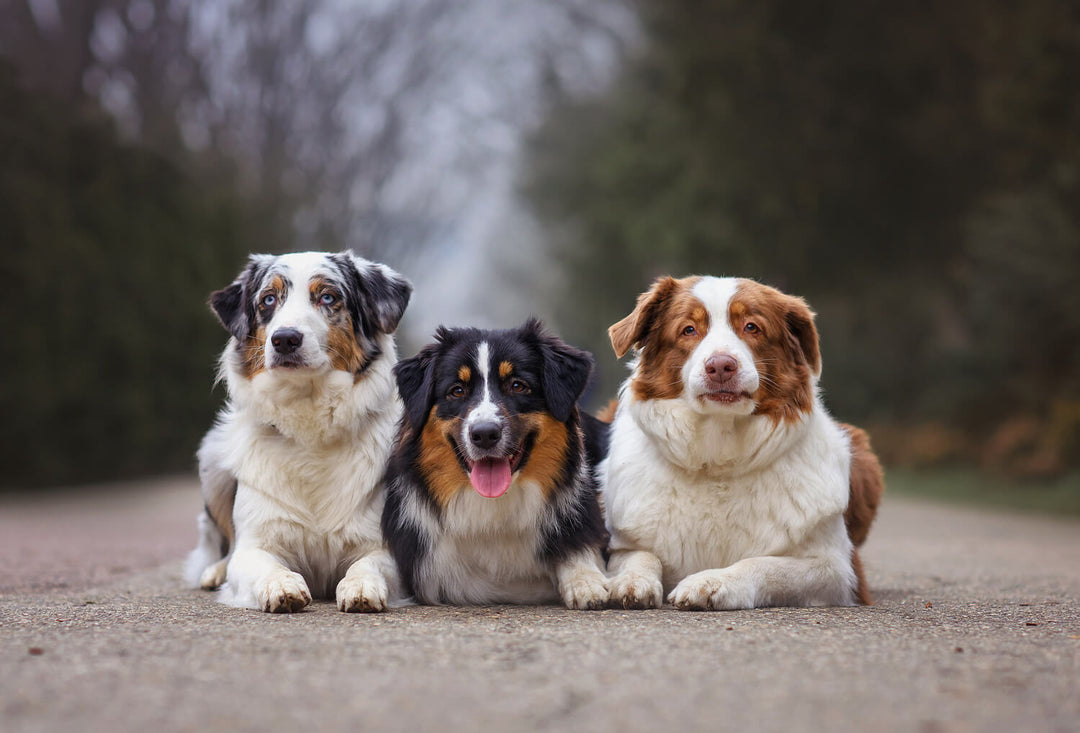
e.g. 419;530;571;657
469;458;513;498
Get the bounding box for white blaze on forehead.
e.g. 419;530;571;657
260;252;338;370
265;253;339;296
690;276;739;329
469;341;500;424
686;276;760;400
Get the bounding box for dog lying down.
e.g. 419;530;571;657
601;275;884;610
381;319;611;609
185;251;411;613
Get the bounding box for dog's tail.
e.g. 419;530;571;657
843;424;885;548
842;423;885;606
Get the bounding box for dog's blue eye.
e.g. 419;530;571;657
320;293;337;306
261;294;276;307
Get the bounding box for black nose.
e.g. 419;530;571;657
271;328;303;355
469;421;501;450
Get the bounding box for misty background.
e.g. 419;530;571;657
2;0;1078;505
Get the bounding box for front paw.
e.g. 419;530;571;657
258;571;312;613
608;571;664;609
336;573;388;613
668;570;753;611
199;559;228;591
560;570;609;611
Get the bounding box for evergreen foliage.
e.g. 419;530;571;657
526;1;1080;474
0;61;255;488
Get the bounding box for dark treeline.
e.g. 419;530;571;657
0;0;629;489
0;61;254;487
526;1;1080;476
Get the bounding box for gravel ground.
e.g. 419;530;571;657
1;477;1078;733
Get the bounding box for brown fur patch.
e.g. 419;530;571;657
240;274;292;380
608;276;708;402
594;398;619;424
326;320;366;377
239;325;268;379
843;423;885;547
851;548;872;605
309;277;367;378
267;275;288;298
516;413;570;499
457;365;471;383
418;408;468;508
730;279;820;425
499;361;513;379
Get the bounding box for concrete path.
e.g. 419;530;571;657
1;478;1078;733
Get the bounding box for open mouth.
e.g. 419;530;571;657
703;390;750;404
466;447;525;499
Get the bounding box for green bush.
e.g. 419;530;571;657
0;61;255;489
525;1;1080;474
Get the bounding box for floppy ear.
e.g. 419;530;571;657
210;282;245;341
209;255;273;342
608;276;681;358
362;260;413;334
336;252;413;337
784;295;821;378
393;343;439;432
524;318;594;423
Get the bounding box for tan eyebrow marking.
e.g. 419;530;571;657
499;361;513;379
458;365;471;383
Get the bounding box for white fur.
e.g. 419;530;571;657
408;467;609;608
188;252;405;612
601;276;856;610
683;277;759;411
466;342;500;424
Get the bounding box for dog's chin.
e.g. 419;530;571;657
267;355;323;373
693;387;756;415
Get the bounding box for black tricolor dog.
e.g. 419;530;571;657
382;319;611;608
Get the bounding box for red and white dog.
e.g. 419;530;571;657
601;276;883;610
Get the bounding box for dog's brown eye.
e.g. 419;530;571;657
681;325;696;336
744;322;760;335
447;384;466;399
509;380;530;394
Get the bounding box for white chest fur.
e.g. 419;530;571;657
602;395;851;588
222;349;401;596
417;479;561;604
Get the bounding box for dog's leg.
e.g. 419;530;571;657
336;549;399;613
668;554;856;610
555;547;609;610
224;547;312;613
199;558;229;591
184;509;228;589
607;549;664;609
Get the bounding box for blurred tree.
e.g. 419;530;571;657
0;61;253;488
1;0;633;262
526;0;1080;474
0;0;635;487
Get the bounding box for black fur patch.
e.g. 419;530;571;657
209;254;273;342
331;253;412;371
